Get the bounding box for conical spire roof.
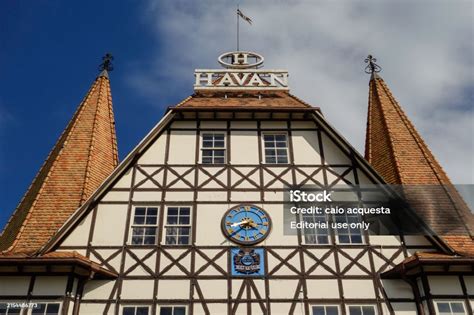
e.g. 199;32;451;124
364;66;474;255
0;66;118;253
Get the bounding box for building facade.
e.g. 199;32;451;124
0;52;472;315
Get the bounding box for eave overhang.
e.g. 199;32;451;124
381;254;474;279
0;252;117;279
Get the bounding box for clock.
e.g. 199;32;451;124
222;205;271;245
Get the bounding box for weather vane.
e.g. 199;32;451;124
98;53;114;72
364;55;382;74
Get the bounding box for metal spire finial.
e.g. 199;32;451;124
364;55;381;74
98;53;114;72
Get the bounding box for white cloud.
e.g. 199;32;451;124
129;0;473;184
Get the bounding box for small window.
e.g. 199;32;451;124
436;301;466;315
302;213;330;244
159;306;186;315
348;305;376;315
31;303;60;315
0;303;20;314
263;134;288;164
202;133;225;164
131;207;158;245
335;213;363;244
123;306;149;315
312;305;339;315
165;207;192;245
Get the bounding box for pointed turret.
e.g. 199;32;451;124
364;55;474;255
0;54;119;253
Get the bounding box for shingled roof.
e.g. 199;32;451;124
365;73;474;256
0;71;119;254
176;91;314;109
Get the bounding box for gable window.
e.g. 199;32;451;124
436;301;466;315
202;133;225;164
31;303;61;315
131;207;158;245
159;306;186;315
302;213;330;244
347;305;376;315
312;305;339;315
336;213;364;244
123;306;149;315
263;134;288;164
165;207;191;245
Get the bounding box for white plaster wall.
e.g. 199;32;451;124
83;280;116;299
137;133;167;165
121;280;154;299
343;280;376;298
231;121;257;129
156;280;190;299
382;279;414;298
168;130;196;164
321;133;351;165
465;276;474;294
32;277;67;296
61;210;92;246
261;121;287;129
0;276;30;295
306;279;339;298
79;303;111;315
428;276;463;295
292;130;322;165
230;131;259;164
92;204;128;246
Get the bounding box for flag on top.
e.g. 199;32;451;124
237;9;252;25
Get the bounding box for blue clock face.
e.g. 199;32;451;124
222;205;271;245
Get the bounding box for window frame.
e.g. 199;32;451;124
334;212;365;245
129;206;159;246
346;304;377;315
163;206;193;246
434;300;467;315
300;212;331;245
121;305;151;315
261;133;290;164
201;132;226;164
158;305;187;315
311;304;340;315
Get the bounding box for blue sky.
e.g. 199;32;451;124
1;1;473;229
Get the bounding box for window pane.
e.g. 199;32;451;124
327;306;339;315
214;157;225;164
437;303;450;313
214;150;225;156
214;134;224;141
136;307;149;315
132;236;143;245
166;236;177;245
214;141;225;147
278;156;288;164
168;208;178;215
46;303;60;314
135;208;146;215
312;306;325;315
180;208;190;215
178;236;190;244
202;141;213;148
348;306;361;315
134;216;145;224
202;157;212;164
173;307;186;315
276;141;287;147
146;216;157;225
147;208;158;216
361;306;375;315
266;157;276;164
264;135;274;141
32;304;46;314
166;227;178;236
179;227;190;235
144;236;156;245
202;134;213;141
450;303;465;313
160;307;173;315
179;216;190;224
167;216;178;224
275;135;286;141
133;227;144;236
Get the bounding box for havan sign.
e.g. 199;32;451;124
194;51;289;91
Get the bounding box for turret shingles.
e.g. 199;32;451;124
365;75;474;256
0;74;118;253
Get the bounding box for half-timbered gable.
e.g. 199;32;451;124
0;52;472;315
